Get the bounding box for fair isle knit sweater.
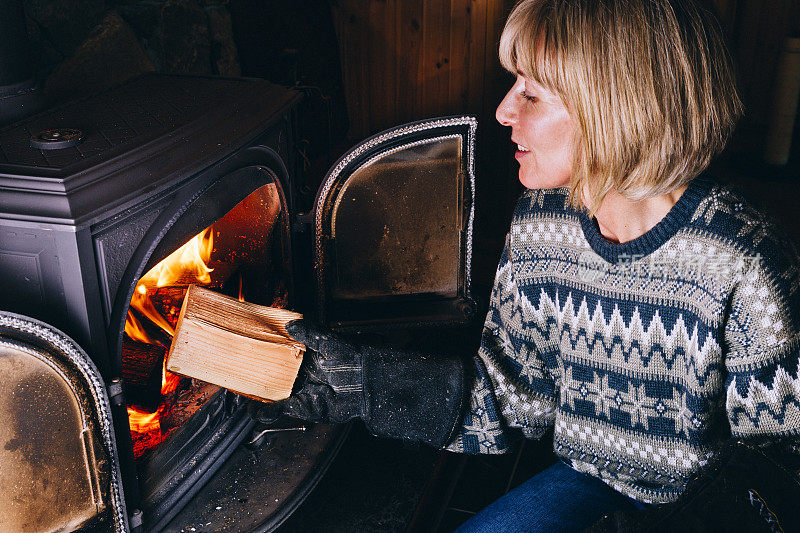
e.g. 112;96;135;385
446;175;800;503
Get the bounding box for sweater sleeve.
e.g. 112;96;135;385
724;241;800;445
445;235;558;454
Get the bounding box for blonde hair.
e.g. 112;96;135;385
499;0;743;213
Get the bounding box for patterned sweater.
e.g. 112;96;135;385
446;175;800;503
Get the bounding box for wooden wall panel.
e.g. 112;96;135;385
331;0;508;141
712;0;800;163
422;0;452;118
466;0;490;113
367;0;397;133
448;0;471;111
332;2;371;139
395;0;425;122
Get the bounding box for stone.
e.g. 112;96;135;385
24;12;65;81
44;11;155;102
116;2;166;70
161;0;211;75
207;7;241;77
23;0;106;57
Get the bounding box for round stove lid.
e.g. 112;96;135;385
29;128;84;150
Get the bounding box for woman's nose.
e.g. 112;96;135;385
495;88;516;126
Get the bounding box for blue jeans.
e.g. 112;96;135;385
455;462;647;533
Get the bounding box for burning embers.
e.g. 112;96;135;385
124;227;218;456
122;183;288;459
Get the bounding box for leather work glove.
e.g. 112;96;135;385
249;319;466;448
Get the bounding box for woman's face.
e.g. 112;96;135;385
495;71;576;190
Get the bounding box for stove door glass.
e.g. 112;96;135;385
314;117;477;328
0;312;128;532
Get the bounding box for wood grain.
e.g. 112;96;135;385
166;285;304;401
333;0;507;139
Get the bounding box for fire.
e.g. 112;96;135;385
152;227;214;288
125;312;154;344
128;227;214;338
125;227;216;447
130;290;175;338
161;362;180;396
127;406;161;433
238;274;245;302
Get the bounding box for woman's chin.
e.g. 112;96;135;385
518;171;570;190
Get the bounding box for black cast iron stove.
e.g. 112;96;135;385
0;70;477;532
0;73;310;530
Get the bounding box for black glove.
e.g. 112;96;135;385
249;319;467;448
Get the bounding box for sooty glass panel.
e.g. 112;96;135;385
0;344;107;532
330;136;462;301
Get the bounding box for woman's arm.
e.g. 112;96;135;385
250;230;559;454
446;235;558;454
723;232;800;448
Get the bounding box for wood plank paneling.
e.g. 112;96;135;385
396;0;425;123
333;0;506;140
467;0;490;114
422;0;453;118
368;0;397;133
449;0;471;113
483;0;511;119
331;0;372;139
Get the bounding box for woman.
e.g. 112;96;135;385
254;0;800;530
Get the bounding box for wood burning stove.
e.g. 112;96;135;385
0;72;476;531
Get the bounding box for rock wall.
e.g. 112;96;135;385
24;0;241;103
20;0;350;196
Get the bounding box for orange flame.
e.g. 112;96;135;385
127;406;160;433
126;227;216;439
148;227;214;289
161;363;180;396
127;227;214;339
130;287;175;338
238;274;245;302
125;312;154;344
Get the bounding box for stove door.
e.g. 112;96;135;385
314;116;477;329
0;312;129;532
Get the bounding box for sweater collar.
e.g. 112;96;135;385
577;175;714;263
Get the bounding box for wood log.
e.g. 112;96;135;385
160;380;221;433
121;339;166;388
165;285;305;402
148;285;189;329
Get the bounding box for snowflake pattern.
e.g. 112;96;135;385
449;180;800;503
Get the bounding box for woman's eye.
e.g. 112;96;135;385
520;91;537;103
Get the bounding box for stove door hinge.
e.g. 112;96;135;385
129;508;144;532
294;212;314;233
107;379;125;406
